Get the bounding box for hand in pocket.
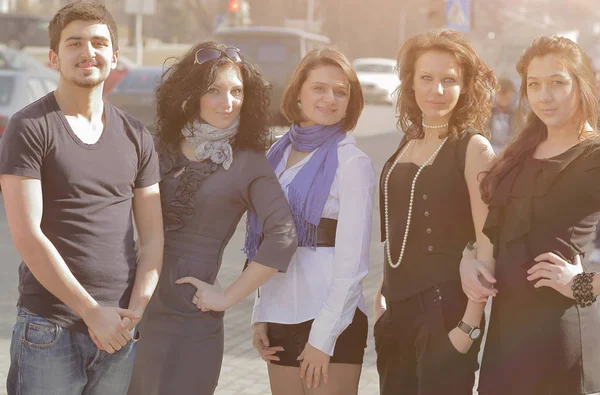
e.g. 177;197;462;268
448;327;471;354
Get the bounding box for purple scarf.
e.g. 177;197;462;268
243;121;345;261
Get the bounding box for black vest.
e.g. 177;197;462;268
380;129;479;301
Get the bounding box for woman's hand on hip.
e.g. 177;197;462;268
527;252;582;299
175;277;232;311
252;322;284;363
298;342;331;389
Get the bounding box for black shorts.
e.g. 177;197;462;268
267;308;368;367
375;281;483;395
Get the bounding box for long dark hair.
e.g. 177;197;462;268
396;29;497;140
480;36;600;202
155;41;272;152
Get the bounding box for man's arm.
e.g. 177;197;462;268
125;183;163;328
0;175;137;353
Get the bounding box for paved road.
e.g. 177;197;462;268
0;104;399;394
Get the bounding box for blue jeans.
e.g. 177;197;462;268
7;308;136;395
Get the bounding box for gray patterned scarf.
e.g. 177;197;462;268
181;117;239;169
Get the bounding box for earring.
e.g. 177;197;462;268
297;100;302;109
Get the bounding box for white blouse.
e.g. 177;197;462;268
251;134;376;356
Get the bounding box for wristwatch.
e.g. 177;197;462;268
457;320;482;340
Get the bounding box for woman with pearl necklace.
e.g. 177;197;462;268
373;29;498;395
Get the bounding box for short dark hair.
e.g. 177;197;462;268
280;48;364;131
48;1;118;53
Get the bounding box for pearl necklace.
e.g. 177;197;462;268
422;121;449;129
384;136;449;268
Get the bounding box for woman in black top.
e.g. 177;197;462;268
374;30;498;395
462;36;600;395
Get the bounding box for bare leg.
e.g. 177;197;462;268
268;364;305;395
305;363;362;395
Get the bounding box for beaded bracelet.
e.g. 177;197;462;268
571;272;597;308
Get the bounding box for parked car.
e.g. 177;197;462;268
212;26;330;125
0;13;50;49
0;68;59;141
352;57;399;105
0;48;59;141
103;55;136;96
106;66;163;127
0;47;55;74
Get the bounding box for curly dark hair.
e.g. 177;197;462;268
396;29;498;140
480;36;600;203
155;41;272;152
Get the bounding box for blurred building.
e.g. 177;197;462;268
251;0;600;75
4;0;600;76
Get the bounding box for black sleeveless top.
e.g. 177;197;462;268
380;129;479;302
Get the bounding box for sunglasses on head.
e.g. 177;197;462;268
194;47;242;65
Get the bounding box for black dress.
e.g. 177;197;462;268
128;146;297;395
479;138;600;395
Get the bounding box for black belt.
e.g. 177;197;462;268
299;218;338;247
243;218;338;272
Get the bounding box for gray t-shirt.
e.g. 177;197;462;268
0;92;160;332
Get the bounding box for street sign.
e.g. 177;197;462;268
125;0;156;15
445;0;470;32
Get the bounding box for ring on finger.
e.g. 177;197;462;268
192;295;199;303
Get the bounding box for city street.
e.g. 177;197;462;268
0;104;399;395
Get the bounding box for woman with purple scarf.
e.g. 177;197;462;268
247;48;376;394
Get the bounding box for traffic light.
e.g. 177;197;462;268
228;0;240;13
226;0;250;27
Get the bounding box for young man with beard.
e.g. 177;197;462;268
0;2;164;394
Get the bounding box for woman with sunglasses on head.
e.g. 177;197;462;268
460;36;600;395
248;48;376;395
126;42;297;395
373;30;498;395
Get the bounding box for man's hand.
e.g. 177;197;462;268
175;277;232;312
89;310;142;351
82;305;138;354
298;343;331;389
